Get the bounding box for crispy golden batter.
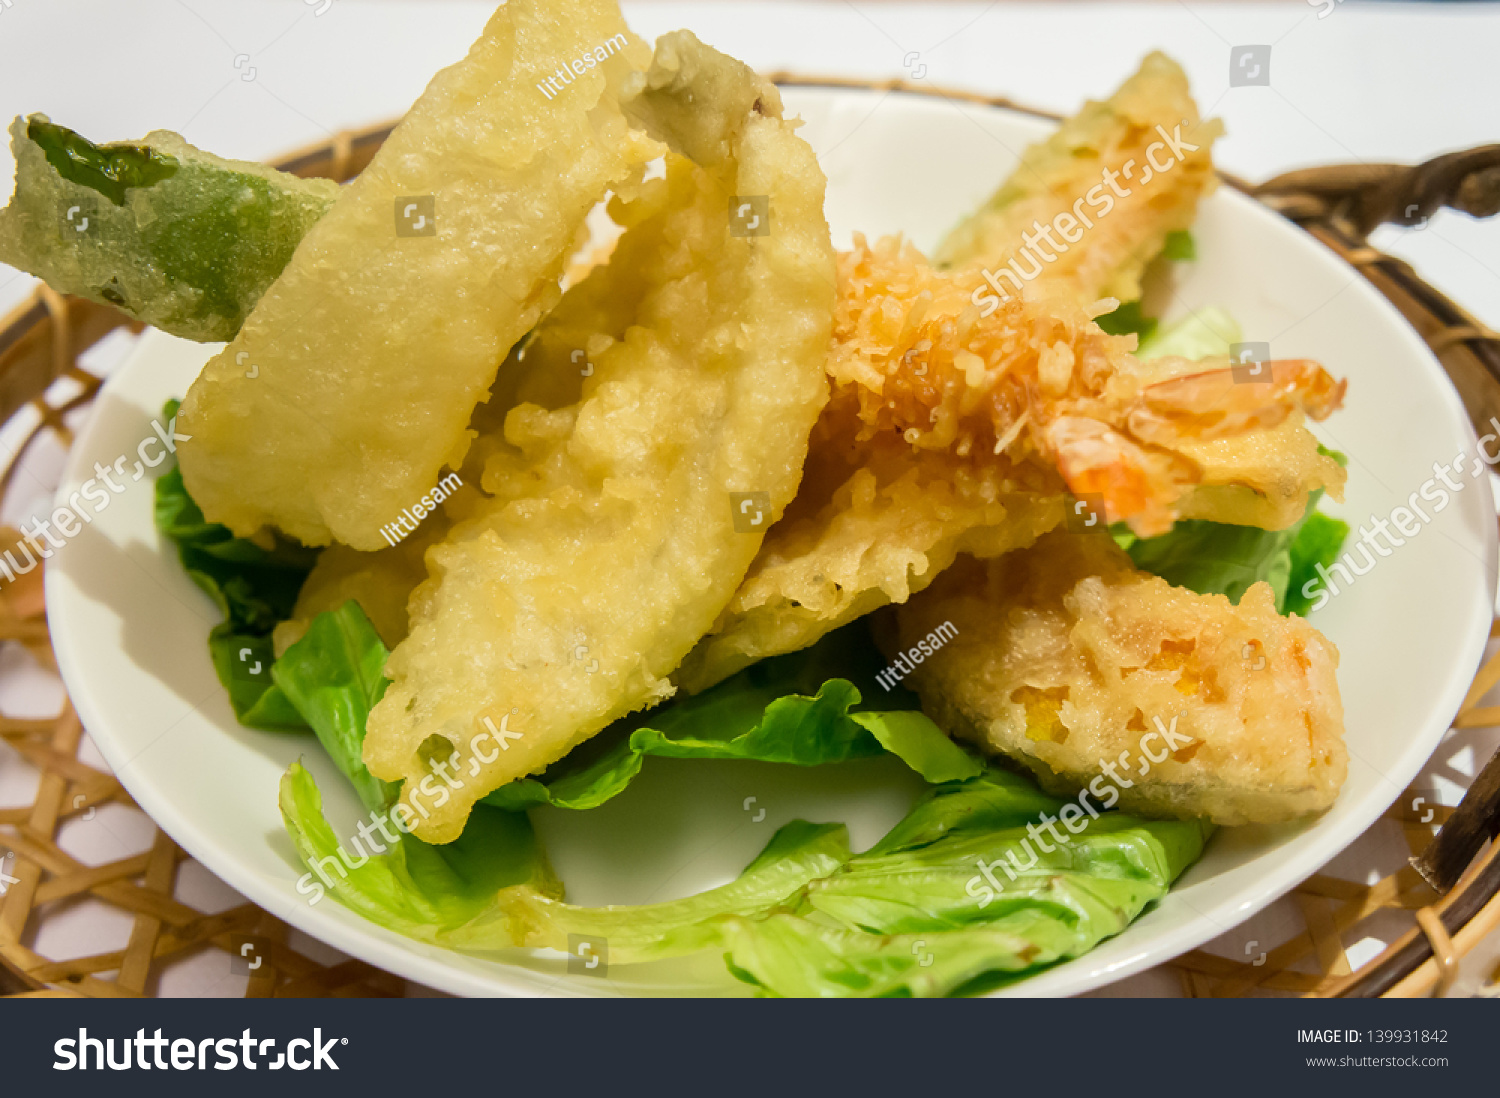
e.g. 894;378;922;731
363;35;836;843
272;537;435;657
830;237;1345;536
270;483;486;655
888;531;1346;825
673;426;1063;692
678;235;1344;691
178;0;662;549
934;51;1223;304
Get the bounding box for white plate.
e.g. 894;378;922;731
45;88;1498;997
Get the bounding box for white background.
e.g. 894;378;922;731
1;0;1497;326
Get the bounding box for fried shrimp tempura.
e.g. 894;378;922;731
887;531;1347;825
677;235;1345;691
831;237;1346;536
178;0;662;550
934;51;1223;304
363;34;835;843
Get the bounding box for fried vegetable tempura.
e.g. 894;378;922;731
934;52;1223;304
177;0;663;549
673;427;1064;692
0;116;339;343
363;34;836;842
269;481;485;656
677;235;1345;691
886;531;1347;825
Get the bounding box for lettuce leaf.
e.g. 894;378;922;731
1284;511;1352;617
271;602;396;812
1114;508;1309;609
484;688;980;811
1113;448;1348;615
279;760;1207;996
718;768;1209;996
1095;300;1157;342
1134;305;1240;361
485;622;980;809
272;605;560;928
443;820;854;960
1159;229;1196;261
279;762;559;937
154;400;316;730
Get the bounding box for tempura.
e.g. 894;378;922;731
176;0;663;549
362;33;836;842
887;531;1347;825
934;51;1222;305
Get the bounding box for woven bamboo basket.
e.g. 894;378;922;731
1;78;1498;999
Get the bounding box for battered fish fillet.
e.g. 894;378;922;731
177;0;663;550
886;531;1347;825
676;235;1346;691
362;34;835;843
933;51;1223;304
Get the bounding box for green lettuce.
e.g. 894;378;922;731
1284;511;1353;616
488;637;981;810
1159;228;1196;261
1095;299;1157;342
718;769;1207;996
1135;305;1240;361
269;600;1200;995
273;603;561;929
154;401;316;730
280;761;560;938
1113;448;1349;615
1115;508;1309;609
271;602;396;811
444;819;855;961
280;760;1206;995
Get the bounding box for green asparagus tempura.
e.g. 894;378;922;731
0;115;337;341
